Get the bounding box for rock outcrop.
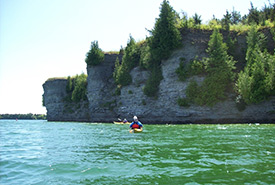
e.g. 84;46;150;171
43;79;90;122
43;30;275;123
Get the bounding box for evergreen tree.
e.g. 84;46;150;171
115;61;132;86
144;0;181;97
186;29;236;106
221;10;232;31
113;36;139;86
231;8;241;24
245;26;266;65
85;41;104;66
247;2;260;24
71;73;88;102
123;35;139;70
149;0;181;63
113;57;120;81
236;26;274;104
193;13;202;25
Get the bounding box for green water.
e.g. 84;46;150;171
0;120;274;184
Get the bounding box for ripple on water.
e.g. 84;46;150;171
0;121;275;184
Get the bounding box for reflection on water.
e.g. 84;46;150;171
0;120;274;184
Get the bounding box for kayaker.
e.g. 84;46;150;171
123;118;128;123
129;116;143;129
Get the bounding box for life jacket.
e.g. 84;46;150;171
131;122;141;129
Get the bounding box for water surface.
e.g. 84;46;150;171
0;120;274;184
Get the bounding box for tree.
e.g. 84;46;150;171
144;0;181;97
113;36;139;86
85;41;104;66
193;13;202;25
122;35;139;70
71;73;88;102
236;26;274;104
245;26;266;65
247;2;260;24
113;57;120;81
231;7;241;24
186;29;236;106
149;0;181;63
221;10;232;31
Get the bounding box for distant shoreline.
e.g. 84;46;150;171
0;114;46;120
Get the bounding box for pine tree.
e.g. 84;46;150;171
85;41;104;66
149;0;181;63
221;10;232;31
186;29;236;106
113;57;120;81
144;0;181;97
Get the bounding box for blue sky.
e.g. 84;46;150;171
0;0;271;114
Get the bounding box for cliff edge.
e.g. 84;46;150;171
43;30;275;123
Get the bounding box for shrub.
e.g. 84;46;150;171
85;41;104;66
71;73;88;102
176;57;207;81
177;97;190;107
64;73;88;103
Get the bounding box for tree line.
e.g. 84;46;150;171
0;114;46;120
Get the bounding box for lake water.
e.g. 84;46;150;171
0;120;274;184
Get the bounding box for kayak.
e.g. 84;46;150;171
113;121;130;125
129;128;143;133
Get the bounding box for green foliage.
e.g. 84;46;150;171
177;97;190;107
123;35;140;70
115;61;132;86
193;13;202;26
247;2;260;25
237;50;275;104
221;10;231;31
143;66;163;97
144;0;181;97
72;74;88;102
113;36;142;86
184;29;236;106
139;40;151;69
176;57;207;81
115;85;121;96
176;60;188;81
236;24;275;104
149;0;182;63
85;41;104;66
225;34;237;57
0;114;46;120
42;95;45;107
245;26;266;64
65;73;88;103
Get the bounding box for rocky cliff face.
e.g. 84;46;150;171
43;30;275;123
86;54;122;122
43;79;90;121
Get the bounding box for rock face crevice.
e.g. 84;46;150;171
43;30;275;123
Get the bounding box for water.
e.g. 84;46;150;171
0;120;274;184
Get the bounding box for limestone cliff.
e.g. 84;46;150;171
43;79;90;122
43;30;275;123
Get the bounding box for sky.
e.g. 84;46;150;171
0;0;272;114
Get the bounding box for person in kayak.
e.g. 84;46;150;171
129;116;143;130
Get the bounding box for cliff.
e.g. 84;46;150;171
43;79;90;122
43;30;275;123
